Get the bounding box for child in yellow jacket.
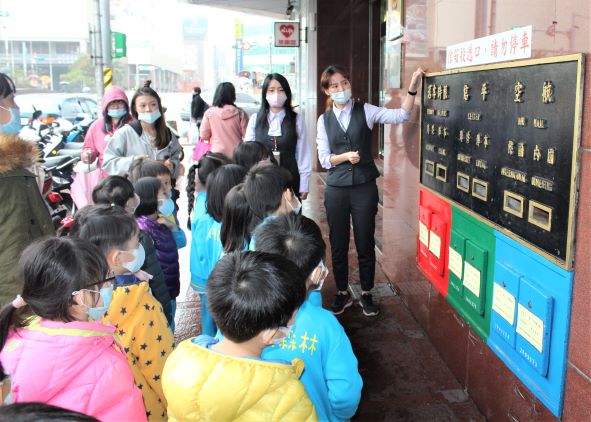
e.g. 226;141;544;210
163;251;317;421
71;205;174;421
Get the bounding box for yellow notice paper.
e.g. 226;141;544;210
419;222;429;247
492;283;516;325
429;231;441;258
463;262;481;297
516;304;545;353
448;247;463;279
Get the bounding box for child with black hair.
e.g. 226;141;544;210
186;152;231;230
232;140;276;171
92;176;173;324
0;402;99;422
134;177;181;328
163;251;317;421
220;183;256;253
128;158;187;250
0;237;145;421
70;205;173;421
256;213;363;422
243;163;302;249
190;164;247;336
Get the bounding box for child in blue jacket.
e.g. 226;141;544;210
189;164;246;336
257;213;363;422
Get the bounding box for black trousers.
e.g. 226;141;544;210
324;180;379;292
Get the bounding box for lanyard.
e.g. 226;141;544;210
273;136;278;151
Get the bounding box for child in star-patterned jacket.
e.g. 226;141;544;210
70;205;174;421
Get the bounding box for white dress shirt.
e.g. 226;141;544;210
316;100;410;169
245;110;312;193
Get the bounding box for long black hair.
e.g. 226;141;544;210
206;164;247;222
212;82;236;107
256;73;297;131
0;237;109;380
186;152;232;229
220;183;256;253
130;80;171;149
0;73;16;98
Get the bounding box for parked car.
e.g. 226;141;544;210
180;91;260;121
16;93;99;126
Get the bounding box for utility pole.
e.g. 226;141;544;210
91;0;103;96
100;0;112;91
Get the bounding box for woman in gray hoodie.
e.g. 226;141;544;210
103;80;181;179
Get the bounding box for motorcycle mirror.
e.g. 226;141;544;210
75;112;89;121
32;110;42;119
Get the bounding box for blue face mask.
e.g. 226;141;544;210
159;197;175;217
0;105;22;135
73;284;114;321
107;108;127;119
138;109;161;124
330;89;352;105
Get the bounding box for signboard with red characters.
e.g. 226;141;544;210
446;26;532;70
274;21;300;47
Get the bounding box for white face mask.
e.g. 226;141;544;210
310;261;329;291
120;244;145;274
267;323;295;345
331;89;352;105
286;190;302;214
266;92;287;108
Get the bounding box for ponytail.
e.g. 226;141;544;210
0;303;26;380
186;164;198;230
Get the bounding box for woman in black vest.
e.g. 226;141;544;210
317;64;424;317
244;73;311;200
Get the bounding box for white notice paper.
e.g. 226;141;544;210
492;283;516;325
516;303;545;353
429;231;441;258
463;262;481;298
419;222;429;247
448;247;463;279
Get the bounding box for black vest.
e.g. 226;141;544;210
323;101;380;187
255;114;300;193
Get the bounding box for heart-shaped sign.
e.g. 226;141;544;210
280;24;295;38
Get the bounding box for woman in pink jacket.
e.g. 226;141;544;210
81;85;132;175
199;82;248;158
0;237;146;421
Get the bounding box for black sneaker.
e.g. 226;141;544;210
360;293;380;317
331;291;353;315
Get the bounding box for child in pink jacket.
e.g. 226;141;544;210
81;85;133;175
199;82;248;158
0;237;146;421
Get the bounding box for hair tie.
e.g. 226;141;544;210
12;295;26;309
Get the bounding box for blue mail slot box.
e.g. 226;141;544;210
488;231;573;418
490;263;520;348
516;277;554;377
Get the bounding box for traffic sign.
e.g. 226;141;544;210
112;32;127;58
